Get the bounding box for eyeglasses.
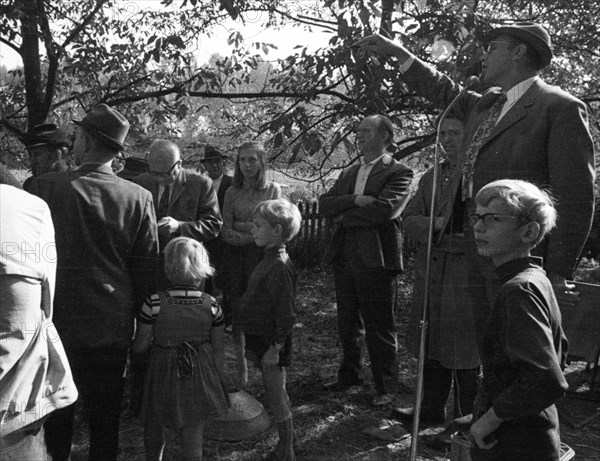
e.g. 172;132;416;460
485;41;514;53
468;213;527;227
150;160;179;177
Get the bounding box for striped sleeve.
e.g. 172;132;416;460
138;293;161;324
210;296;225;327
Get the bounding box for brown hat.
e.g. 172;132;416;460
73;104;130;150
28;123;69;149
200;144;227;162
487;22;553;68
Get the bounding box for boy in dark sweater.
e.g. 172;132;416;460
241;199;301;461
469;179;568;461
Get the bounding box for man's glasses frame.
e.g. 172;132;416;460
150;160;180;177
469;213;528;227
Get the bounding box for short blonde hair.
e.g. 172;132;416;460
476;179;557;247
164;237;214;286
252;199;302;242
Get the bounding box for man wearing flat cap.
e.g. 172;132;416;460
29;104;159;461
22;123;71;192
355;22;595;459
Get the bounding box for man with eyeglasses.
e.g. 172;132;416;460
354;23;595;352
134;139;222;257
319;114;413;407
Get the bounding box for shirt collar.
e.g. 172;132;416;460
505;76;539;106
362;153;386;167
493;256;544;283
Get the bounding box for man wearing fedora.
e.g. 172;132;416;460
29;104;159;461
355;21;595;452
22;123;71;192
200;144;234;321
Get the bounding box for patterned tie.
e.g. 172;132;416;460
461;93;507;200
157;185;170;219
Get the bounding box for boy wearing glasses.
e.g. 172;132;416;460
469;179;568;461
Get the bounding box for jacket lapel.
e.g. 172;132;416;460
169;169;186;206
363;154;391;193
484;80;542;147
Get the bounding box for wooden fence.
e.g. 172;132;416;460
288;200;329;269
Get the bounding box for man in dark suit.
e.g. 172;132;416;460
319;114;413;406
29;104;159;461
199;144;234;322
134;139;221;254
355;23;595;348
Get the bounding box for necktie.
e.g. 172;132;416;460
157;186;170;219
461;93;508;200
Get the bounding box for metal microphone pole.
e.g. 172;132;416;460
409;76;479;461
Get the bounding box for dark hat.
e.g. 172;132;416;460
200;144;227;162
117;157;150;180
73;104;130;150
487;22;553;68
28;123;69;149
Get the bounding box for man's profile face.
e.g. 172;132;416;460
481;34;516;85
439;118;465;164
203;158;224;181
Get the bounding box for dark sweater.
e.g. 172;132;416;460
240;244;297;344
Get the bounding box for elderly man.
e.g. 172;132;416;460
399;115;480;435
29;104;159;461
319;114;413;406
134;140;221;256
22;123;71;191
355;23;596;350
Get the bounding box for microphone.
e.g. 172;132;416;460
439;75;479;126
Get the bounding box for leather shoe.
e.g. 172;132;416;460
322;379;362;392
391;406;446;425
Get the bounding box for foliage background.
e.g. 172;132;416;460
1;0;598;190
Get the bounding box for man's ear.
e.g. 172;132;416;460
512;43;527;62
520;221;540;244
273;223;283;236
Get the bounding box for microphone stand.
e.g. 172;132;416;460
409;77;477;461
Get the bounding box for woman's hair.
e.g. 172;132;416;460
163;237;215;286
475;179;557;247
233;141;268;190
252;199;302;242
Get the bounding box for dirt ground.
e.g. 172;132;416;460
70;260;600;461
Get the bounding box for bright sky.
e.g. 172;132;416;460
0;2;333;70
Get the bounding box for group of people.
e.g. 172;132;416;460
0;20;596;461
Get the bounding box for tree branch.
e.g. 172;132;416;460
0;36;21;54
61;0;110;49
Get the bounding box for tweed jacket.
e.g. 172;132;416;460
403;59;596;278
134;168;222;244
403;162;480;369
319;154;413;272
29;163;159;349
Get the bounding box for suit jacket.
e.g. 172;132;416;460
216;174;234;211
404;59;596;278
134;168;222;245
28;163;159;349
319;154;413;271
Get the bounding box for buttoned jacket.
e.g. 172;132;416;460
319;154;413;272
403;59;596;278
